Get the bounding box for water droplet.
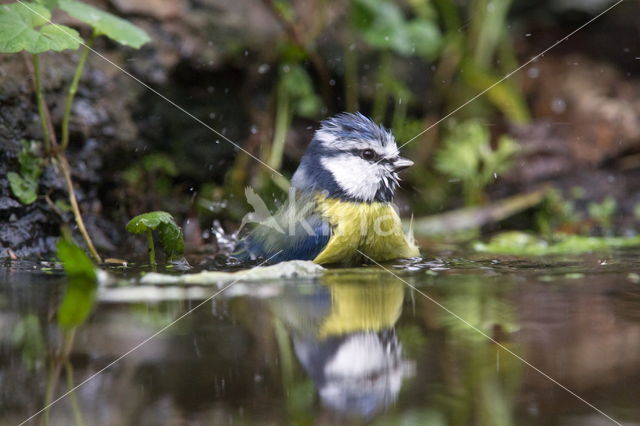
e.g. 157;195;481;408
550;97;566;114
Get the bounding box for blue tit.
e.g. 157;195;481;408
235;112;420;264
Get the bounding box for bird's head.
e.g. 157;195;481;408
291;112;414;203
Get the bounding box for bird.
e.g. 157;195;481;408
234;112;420;265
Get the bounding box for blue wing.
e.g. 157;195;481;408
234;212;331;263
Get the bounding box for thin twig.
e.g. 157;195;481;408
56;155;102;263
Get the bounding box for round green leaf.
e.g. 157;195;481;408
0;2;81;53
58;0;150;48
126;211;175;234
127;211;185;260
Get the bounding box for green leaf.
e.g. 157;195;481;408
0;2;81;53
352;0;409;53
8;172;38;204
57;0;150;48
158;219;185;259
57;235;97;280
8;140;43;205
351;0;441;57
281;66;322;118
406;19;441;60
435;120;488;180
126;211;175;234
126;211;184;260
56;235;97;329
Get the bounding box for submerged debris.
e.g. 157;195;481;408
139;260;325;285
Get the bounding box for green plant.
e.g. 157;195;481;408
0;1;150;263
7;140;43;204
534;188;583;236
126;211;185;267
433;0;529;125
42;231;98;425
474;231;640;256
350;0;442;123
265;63;322;191
588;196;617;235
56;232;98;330
634;202;640;220
435;119;518;206
123;153;179;195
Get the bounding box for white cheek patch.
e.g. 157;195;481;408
321;154;381;201
380;142;400;160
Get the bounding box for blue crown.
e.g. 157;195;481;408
319;112;394;146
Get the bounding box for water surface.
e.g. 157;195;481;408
2;251;640;425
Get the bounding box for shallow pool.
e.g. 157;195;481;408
2;251;640;425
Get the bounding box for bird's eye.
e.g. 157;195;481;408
361;149;376;161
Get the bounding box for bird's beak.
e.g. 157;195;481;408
392;156;414;172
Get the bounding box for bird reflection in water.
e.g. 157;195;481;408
270;272;415;419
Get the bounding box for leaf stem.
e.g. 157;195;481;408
32;54;51;154
344;42;359;112
267;79;292;192
61;31;96;151
147;230;156;267
65;361;85;426
57;155;102;263
372;50;391;122
268;79;290;170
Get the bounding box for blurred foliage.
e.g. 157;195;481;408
535;188;584;236
474;231;640;256
56;233;98;329
12;314;46;371
52;0;150;47
434;277;521;426
0;2;81;53
435;120;518;206
8;140;43;205
588;196;617;235
351;0;441;59
209;0;535;224
123;153;178;196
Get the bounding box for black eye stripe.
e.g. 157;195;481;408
348;148;381;161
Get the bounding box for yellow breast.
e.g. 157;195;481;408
312;195;420;265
